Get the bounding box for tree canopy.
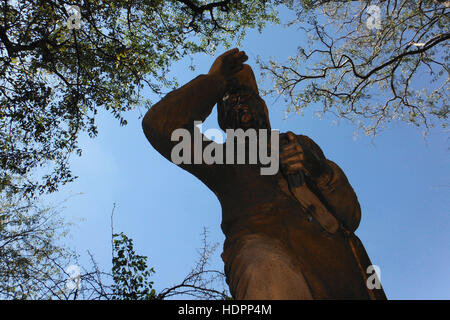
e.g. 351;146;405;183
259;0;449;135
0;0;277;197
2;1;448;197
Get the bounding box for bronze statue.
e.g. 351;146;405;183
142;48;387;299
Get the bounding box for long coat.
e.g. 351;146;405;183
142;73;387;300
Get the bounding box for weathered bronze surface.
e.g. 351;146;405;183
142;49;387;300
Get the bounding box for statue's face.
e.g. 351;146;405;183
220;87;270;131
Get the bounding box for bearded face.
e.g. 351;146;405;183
218;87;271;131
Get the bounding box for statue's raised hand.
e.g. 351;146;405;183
208;48;248;87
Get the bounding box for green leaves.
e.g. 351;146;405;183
111;232;156;300
0;195;77;299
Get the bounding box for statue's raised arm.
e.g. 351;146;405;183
142;48;248;160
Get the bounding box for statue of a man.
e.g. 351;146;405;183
142;48;386;299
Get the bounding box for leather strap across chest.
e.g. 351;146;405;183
287;176;340;234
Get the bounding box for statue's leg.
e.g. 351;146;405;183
223;234;313;300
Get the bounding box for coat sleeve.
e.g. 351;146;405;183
297;135;362;232
142;73;226;188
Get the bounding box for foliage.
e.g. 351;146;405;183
2;0;447;198
0;0;278;197
110;227;230;300
0;194;77;299
111;232;156;300
259;0;449;135
0;196;229;300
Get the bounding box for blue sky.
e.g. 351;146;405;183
43;9;449;300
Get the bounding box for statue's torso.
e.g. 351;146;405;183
213;162;377;299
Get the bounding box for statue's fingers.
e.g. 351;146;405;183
280;151;301;162
234;50;246;58
280;150;302;162
282;143;303;152
286;131;297;142
235;57;248;67
281;153;305;165
285;162;306;174
229;53;247;71
234;51;247;61
281;143;303;155
222;48;239;57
